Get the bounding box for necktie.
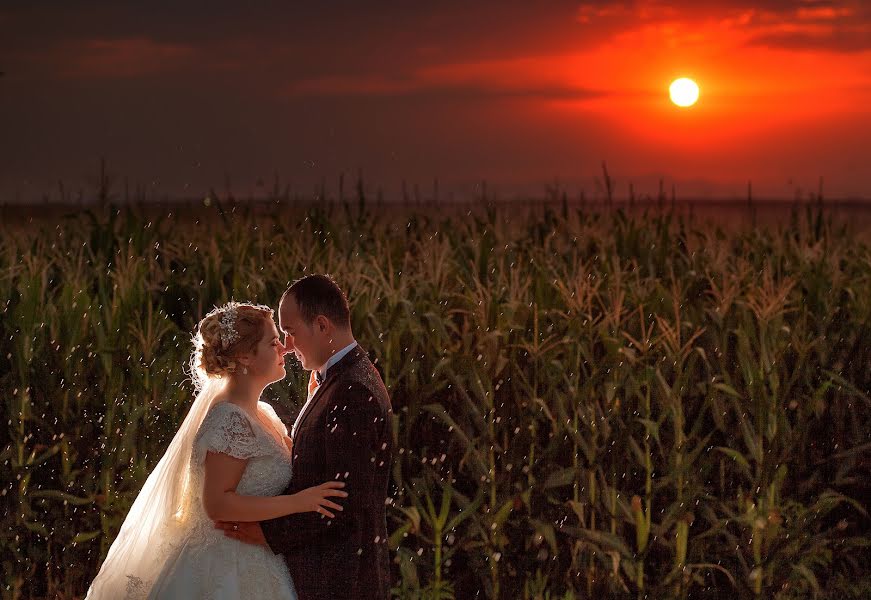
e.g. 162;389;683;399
307;370;319;397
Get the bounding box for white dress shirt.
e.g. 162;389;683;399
316;340;358;386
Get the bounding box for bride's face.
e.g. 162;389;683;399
244;320;287;383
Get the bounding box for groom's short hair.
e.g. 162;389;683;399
282;274;351;330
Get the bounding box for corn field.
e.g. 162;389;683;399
2;197;870;599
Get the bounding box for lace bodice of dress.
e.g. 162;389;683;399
193;401;292;496
181;401;293;545
108;401;295;600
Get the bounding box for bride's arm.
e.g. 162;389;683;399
202;451;346;522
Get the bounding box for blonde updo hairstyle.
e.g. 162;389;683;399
192;301;275;380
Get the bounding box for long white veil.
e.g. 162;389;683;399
85;356;226;598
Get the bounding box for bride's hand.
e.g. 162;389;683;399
291;481;347;518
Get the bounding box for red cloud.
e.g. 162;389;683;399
574;0;871;51
63;37;194;78
285;55;606;102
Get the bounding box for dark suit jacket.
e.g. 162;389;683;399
262;345;393;600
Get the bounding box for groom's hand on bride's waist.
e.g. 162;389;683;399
215;520;269;548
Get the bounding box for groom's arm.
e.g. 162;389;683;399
261;384;388;554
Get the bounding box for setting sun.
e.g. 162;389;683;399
669;77;699;107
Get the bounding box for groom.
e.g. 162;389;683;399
219;274;394;600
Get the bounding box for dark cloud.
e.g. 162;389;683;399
0;1;589;76
285;69;606;101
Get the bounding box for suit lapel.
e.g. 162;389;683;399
294;378;331;436
294;345;366;437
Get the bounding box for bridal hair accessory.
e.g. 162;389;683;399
219;304;240;347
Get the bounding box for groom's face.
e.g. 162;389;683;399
278;297;329;371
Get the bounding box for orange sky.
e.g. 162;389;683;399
2;1;870;201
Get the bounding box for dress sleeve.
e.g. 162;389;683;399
195;404;264;460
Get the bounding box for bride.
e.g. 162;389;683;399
86;301;347;599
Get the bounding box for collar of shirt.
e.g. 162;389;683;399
317;340;357;381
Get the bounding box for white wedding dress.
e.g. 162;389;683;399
128;401;297;599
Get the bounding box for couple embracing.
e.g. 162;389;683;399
86;275;394;599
